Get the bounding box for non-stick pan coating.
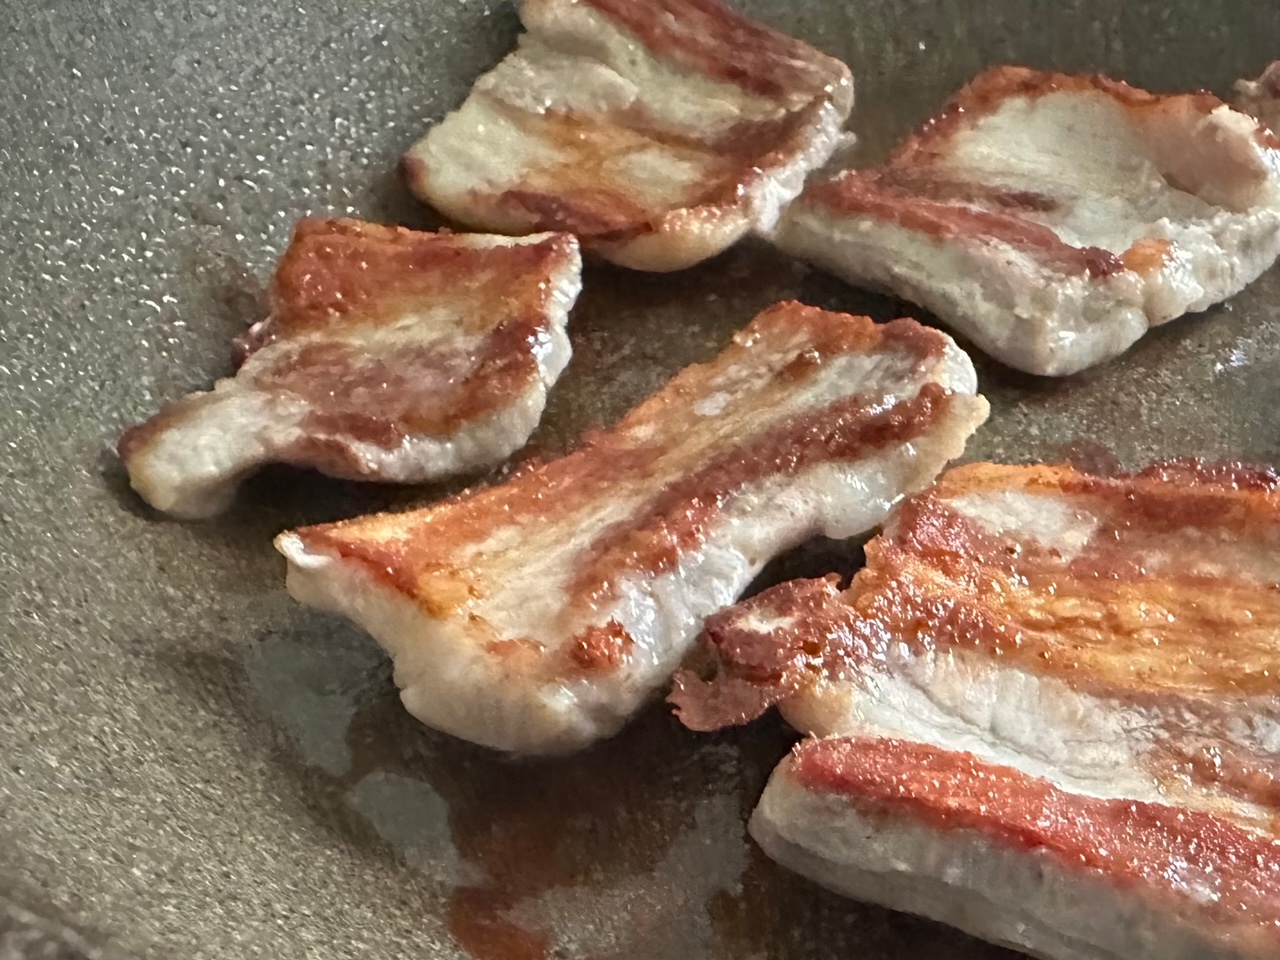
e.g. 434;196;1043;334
1;1;1277;957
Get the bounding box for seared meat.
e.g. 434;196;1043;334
676;461;1280;960
753;737;1280;960
773;66;1280;375
275;302;988;754
119;219;581;518
677;460;1280;819
403;0;853;272
1236;61;1280;133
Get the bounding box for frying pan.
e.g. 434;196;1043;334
1;1;1277;957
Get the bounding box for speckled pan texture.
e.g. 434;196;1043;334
1;1;1277;959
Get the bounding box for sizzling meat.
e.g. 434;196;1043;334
1236;61;1280;133
773;66;1280;375
275;302;988;754
119;219;581;518
677;461;1280;960
753;737;1280;960
676;460;1280;820
403;0;853;272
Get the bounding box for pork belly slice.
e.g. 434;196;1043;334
403;0;852;272
753;736;1280;960
274;302;988;753
118;219;581;518
772;66;1280;375
674;461;1280;826
1236;62;1280;134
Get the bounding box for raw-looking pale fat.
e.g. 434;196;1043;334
275;302;988;754
404;0;853;272
118;220;582;519
674;460;1280;960
773;66;1280;375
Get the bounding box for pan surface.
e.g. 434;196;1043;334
1;1;1277;957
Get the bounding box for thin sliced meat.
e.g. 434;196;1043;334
118;219;581;518
403;0;853;272
1236;61;1280;133
275;301;988;754
675;461;1280;825
675;460;1280;960
772;66;1280;375
753;736;1280;960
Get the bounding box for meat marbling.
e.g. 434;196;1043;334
772;66;1280;375
675;461;1280;960
754;737;1280;960
275;302;988;754
119;219;581;518
403;0;853;272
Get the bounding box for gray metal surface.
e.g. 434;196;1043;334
1;1;1277;958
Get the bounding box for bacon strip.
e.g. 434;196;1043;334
674;461;1280;822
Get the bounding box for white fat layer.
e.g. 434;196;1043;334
942;486;1280;582
781;647;1278;828
279;390;987;754
948;489;1100;561
551;407;987;746
406;0;852;270
461;340;979;643
517;2;786;130
774;91;1280;376
943;93;1212;251
775;207;1150;377
751;768;1258;960
124;246;581;519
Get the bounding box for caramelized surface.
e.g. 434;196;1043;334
484;102;828;240
262;218;569;339
858;462;1280;698
675;462;1280;811
120;219;579;460
791;737;1280;936
290;302;965;672
678;461;1280;710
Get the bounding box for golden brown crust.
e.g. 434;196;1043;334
928;459;1280;535
486;103;832;245
264;217;575;340
675;460;1280;807
862;465;1279;696
579;0;846;101
119;220;579;471
290;302;960;647
791;737;1280;940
